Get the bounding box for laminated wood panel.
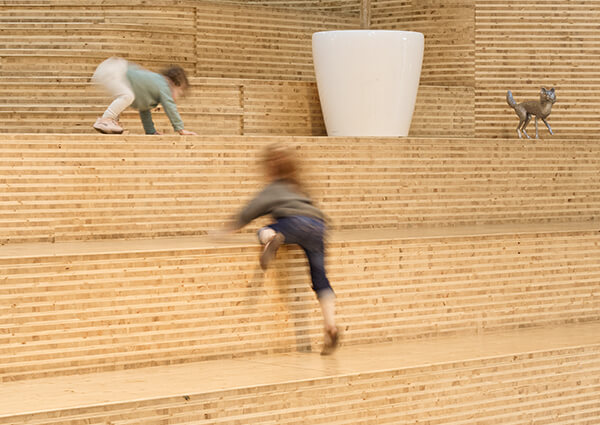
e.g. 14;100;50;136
475;1;600;138
1;226;600;380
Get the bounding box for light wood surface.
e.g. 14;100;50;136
0;77;473;137
410;85;475;137
2;0;600;138
2;221;599;381
0;77;325;135
474;0;600;138
371;0;600;139
0;1;356;80
1;322;599;423
1;135;599;243
1;1;599;423
371;0;475;87
0;0;473;137
214;0;361;14
194;2;356;81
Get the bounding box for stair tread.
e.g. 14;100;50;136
1;321;599;418
1;221;598;260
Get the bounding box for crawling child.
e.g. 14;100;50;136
92;57;196;136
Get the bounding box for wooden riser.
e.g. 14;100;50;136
475;0;600;138
1;323;599;424
1;135;599;243
370;0;475;87
0;1;356;81
0;0;472;86
0;1;599;422
1;224;599;381
0;78;473;137
0;77;326;136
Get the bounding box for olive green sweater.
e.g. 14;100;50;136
235;180;325;228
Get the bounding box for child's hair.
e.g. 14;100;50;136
262;143;305;193
161;65;189;89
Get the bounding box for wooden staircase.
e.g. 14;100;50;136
1;134;600;422
1;0;600;423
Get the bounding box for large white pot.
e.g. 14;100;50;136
312;30;424;137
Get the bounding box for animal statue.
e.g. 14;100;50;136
506;87;556;139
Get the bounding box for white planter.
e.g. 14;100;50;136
312;30;424;137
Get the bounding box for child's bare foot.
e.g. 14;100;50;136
320;327;340;356
93;117;124;134
260;232;284;271
177;129;197;136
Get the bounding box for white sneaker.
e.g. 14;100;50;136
93;117;124;134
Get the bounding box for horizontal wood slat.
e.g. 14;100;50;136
215;0;361;14
0;1;358;81
0;77;325;135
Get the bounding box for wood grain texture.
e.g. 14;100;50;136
0;77;324;135
0;324;599;423
371;0;475;87
214;0;361;14
475;0;600;138
0;0;477;136
2;225;599;381
1;135;599;243
0;2;599;423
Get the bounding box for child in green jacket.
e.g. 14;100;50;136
92;57;196;135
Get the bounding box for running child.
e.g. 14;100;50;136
221;143;340;355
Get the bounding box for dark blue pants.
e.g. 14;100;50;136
262;216;333;299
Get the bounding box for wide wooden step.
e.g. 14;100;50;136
1;135;599;243
0;77;472;137
0;322;599;424
1;222;599;381
0;76;328;136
